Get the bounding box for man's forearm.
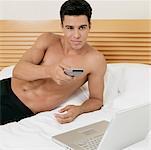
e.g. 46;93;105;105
79;98;103;115
13;61;50;81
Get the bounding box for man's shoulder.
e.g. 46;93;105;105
35;32;62;48
85;46;106;71
86;46;105;61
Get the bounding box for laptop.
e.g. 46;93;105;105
52;104;150;150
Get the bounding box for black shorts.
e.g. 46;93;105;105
0;78;34;125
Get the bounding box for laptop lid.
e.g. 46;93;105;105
98;104;150;150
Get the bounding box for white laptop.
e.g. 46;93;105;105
52;104;150;150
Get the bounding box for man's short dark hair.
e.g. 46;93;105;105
60;0;92;26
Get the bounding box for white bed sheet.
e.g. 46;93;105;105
0;106;115;150
0;63;150;150
0;102;150;150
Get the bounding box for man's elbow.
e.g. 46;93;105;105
92;98;103;110
12;66;18;78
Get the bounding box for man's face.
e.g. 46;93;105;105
62;15;90;50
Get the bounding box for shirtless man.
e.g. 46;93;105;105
0;0;106;125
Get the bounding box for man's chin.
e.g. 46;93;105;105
71;44;83;50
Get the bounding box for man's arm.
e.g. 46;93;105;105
78;71;105;113
79;52;106;113
55;52;106;123
13;33;55;81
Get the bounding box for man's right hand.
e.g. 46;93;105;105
46;63;74;85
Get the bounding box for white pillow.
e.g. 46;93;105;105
112;91;150;110
83;63;151;105
123;63;150;92
0;65;15;80
108;63;151;110
103;64;125;104
104;63;151;100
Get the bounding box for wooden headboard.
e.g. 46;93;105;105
0;20;151;70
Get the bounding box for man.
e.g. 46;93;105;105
0;0;106;125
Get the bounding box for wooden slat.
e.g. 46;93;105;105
0;41;34;46
88;42;151;47
1;37;151;42
88;33;151;38
0;33;42;36
96;46;151;51
107;60;151;64
0;37;37;41
87;37;151;42
1;32;151;38
105;55;149;60
0;53;23;58
90;20;151;32
101;51;149;56
0;37;150;43
0;58;20;62
0;49;26;54
0;20;62;32
0;45;31;49
1;41;150;47
0;62;16;66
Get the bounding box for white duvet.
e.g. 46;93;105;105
0;63;150;150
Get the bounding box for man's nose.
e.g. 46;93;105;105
74;29;80;38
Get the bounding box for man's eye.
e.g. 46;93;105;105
66;27;73;30
79;26;86;30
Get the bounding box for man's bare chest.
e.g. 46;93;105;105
41;47;87;69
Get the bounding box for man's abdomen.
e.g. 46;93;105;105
11;78;83;113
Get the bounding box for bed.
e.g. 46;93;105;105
0;20;151;150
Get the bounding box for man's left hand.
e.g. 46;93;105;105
54;105;81;124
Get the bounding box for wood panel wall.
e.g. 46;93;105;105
0;20;151;70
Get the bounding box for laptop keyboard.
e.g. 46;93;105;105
75;134;103;150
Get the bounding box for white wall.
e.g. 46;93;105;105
0;0;150;20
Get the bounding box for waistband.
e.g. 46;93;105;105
3;78;34;116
